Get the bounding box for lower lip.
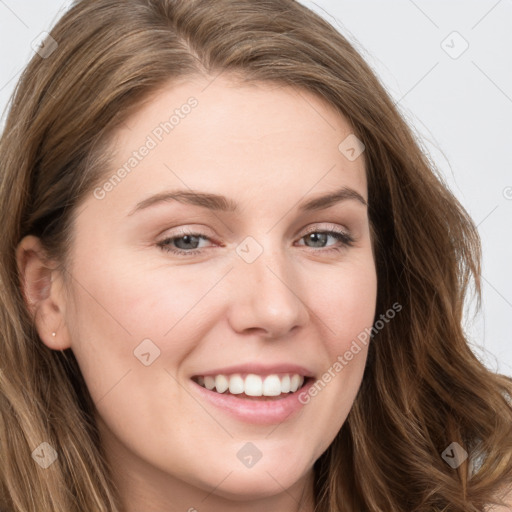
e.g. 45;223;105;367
190;378;314;425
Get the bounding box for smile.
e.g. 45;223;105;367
192;373;308;398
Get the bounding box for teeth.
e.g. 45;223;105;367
262;375;282;396
228;374;244;394
215;375;229;393
196;373;306;396
245;374;263;396
281;375;291;393
290;374;301;393
204;376;215;390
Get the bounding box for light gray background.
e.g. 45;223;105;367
1;1;510;375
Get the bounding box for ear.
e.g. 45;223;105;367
15;235;71;351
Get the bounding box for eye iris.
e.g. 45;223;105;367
306;232;327;248
175;234;200;250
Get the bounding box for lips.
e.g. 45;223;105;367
190;365;316;424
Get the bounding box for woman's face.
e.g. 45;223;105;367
33;76;377;508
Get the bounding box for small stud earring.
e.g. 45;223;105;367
51;332;56;337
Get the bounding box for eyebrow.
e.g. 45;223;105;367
127;186;367;216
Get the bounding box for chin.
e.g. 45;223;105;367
208;476;296;501
199;461;308;501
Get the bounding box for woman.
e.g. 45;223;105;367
1;0;511;510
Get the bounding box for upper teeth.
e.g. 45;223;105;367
197;373;305;396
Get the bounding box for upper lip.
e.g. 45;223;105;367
191;363;315;378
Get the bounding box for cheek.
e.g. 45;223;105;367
298;255;377;454
65;247;223;403
65;256;212;463
311;253;378;353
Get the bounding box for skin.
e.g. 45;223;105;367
17;75;377;512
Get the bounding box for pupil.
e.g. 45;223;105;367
308;233;326;247
176;235;199;250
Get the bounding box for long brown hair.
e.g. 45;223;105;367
1;1;511;510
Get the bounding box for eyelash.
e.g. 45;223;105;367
157;227;355;257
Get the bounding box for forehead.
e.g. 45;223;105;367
86;74;367;220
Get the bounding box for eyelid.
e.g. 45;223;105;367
300;223;350;236
158;222;351;243
158;225;217;241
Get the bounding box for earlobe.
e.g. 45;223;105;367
15;235;71;351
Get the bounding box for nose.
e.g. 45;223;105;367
225;240;310;339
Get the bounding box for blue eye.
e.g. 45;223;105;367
157;228;354;256
298;229;354;251
158;232;210;256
